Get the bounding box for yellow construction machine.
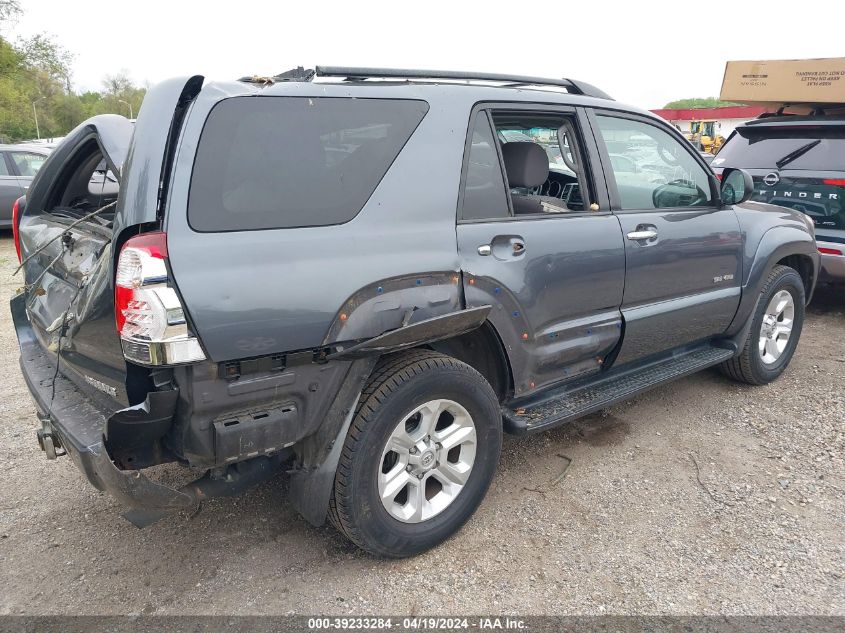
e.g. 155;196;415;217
688;120;725;154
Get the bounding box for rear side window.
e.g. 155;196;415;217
716;126;845;171
461;112;509;220
189;97;429;232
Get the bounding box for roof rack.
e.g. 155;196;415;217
313;66;613;100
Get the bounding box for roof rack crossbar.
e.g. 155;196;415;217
314;66;612;100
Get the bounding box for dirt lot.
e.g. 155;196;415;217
0;231;842;616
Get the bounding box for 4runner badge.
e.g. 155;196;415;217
84;375;117;397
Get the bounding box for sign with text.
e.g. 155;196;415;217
720;58;845;105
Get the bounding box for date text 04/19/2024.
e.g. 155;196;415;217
306;617;527;630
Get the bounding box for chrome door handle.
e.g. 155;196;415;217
626;229;658;241
478;244;491;256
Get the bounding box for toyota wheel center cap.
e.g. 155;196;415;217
421;451;435;468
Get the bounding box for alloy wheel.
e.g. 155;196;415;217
378;399;477;523
758;289;795;365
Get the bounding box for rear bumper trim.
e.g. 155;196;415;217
818;239;845;282
11;292;195;514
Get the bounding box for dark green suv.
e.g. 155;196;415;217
713;112;845;283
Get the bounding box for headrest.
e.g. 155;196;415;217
501;142;549;188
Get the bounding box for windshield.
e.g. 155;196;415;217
715;125;845;171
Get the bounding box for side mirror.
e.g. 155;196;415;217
720;168;754;206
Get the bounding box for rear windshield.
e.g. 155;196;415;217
716;125;845;171
188;97;429;232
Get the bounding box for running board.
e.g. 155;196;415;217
502;346;734;435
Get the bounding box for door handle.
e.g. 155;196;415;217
626;229;658;241
481;235;525;260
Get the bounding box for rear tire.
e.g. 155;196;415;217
720;264;805;385
329;350;501;557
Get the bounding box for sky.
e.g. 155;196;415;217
9;0;845;109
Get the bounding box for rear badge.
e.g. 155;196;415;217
84;375;117;397
763;173;780;186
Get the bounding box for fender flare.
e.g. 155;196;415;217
289;306;492;526
288;357;376;526
725;225;819;340
328;305;491;359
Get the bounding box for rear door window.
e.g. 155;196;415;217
715;126;845;171
460;112;509;221
10;152;47;177
188;97;429;232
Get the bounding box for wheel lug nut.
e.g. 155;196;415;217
410;447;417;454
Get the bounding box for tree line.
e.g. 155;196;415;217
0;0;145;143
662;97;739;109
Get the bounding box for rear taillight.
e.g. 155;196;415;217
819;247;843;256
11;198;22;263
115;232;205;366
823;179;845;186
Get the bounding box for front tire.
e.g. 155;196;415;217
329;350;502;557
721;264;805;385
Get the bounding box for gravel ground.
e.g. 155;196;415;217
0;231;842;616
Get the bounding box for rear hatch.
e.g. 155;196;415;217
16;116;133;410
713;120;845;239
14;76;204;412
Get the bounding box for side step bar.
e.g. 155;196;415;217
503;346;734;435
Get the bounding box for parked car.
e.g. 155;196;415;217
0;144;50;228
11;69;818;558
713;112;844;283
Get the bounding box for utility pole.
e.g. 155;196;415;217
118;99;134;119
31;97;46;140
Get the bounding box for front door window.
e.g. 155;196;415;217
595;116;713;210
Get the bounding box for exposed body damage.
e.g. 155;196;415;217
10;69;819;552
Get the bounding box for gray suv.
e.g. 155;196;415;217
11;67;819;557
0;144;50;228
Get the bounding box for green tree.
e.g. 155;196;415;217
16;32;73;91
97;71;144;118
0;4;146;142
0;37;33;142
663;97;740;109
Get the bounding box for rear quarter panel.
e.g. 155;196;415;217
164;84;468;361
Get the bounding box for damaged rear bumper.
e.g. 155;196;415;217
11;292;196;517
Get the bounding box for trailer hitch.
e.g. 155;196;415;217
36;416;65;460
